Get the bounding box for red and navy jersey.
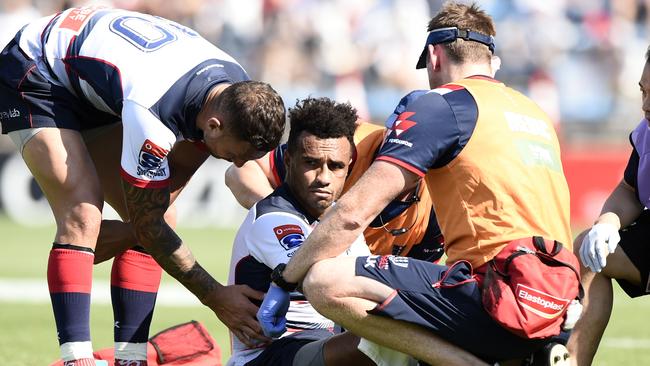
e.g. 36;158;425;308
377;76;571;267
16;7;249;188
377;82;478;174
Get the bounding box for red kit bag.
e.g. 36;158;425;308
49;320;221;366
481;236;582;339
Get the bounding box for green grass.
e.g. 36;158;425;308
1;217;650;365
0;217;234;365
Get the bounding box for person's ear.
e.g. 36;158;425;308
283;148;291;172
204;117;223;137
428;44;442;71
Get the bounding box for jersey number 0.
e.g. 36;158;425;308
109;15;198;52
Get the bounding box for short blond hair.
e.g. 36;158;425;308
428;2;496;64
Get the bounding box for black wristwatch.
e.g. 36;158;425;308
271;263;298;292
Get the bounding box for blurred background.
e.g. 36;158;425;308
0;0;648;228
1;1;650;365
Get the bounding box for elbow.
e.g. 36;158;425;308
224;164;238;192
340;216;364;232
335;200;366;232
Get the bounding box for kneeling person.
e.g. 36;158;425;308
227;98;374;366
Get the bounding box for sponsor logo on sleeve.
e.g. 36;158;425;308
59;6;105;33
386;112;416;147
137;139;169;179
273;224;305;250
515;284;570;319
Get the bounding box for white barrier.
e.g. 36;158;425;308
0;152;247;227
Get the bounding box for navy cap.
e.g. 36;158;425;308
416;27;495;69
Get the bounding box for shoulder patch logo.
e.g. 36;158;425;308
137;139;169;179
59;6;104;33
392;112;417;137
273;224;305;250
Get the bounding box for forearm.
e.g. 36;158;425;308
123;181;220;302
283;161;412;283
143;230;220;302
283;199;367;283
597;180;643;229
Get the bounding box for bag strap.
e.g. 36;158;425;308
534;251;585;300
498;237;585;301
532;236;562;256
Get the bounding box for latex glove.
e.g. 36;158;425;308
579;223;620;273
257;283;290;338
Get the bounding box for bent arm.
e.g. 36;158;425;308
122;181;220;302
596;179;643;229
282;161;420;283
225;152;276;209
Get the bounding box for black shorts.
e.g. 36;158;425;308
0;35;117;134
616;210;650;297
355;255;548;363
245;329;335;366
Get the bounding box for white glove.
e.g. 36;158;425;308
579;223;620;273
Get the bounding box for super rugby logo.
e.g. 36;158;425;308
391;112;417;137
386;111;416;148
516;284;570;319
274;224;305;250
137;139;169;179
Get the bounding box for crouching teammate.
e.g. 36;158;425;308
227;98;380;366
258;2;576;365
0;6;285;365
567;47;650;366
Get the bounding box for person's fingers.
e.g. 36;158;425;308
269;316;287;338
608;231;621;253
579;236;594;271
234;329;257;348
595;237;607;272
244;310;263;333
240;285;265;301
238;323;270;344
585;240;598;272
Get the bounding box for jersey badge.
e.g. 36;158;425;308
273;224;305;250
391;112;417;137
59;6;105;33
137;139;169;179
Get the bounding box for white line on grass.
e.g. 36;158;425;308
601;338;650;349
0;278;201;306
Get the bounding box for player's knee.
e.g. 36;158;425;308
62;202;103;239
303;259;340;308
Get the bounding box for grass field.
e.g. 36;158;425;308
1;217;650;365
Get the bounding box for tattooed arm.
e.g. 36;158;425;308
122;181;270;346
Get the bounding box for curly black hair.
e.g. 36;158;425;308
287;97;358;154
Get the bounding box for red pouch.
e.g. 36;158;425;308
49;321;221;366
150;320;221;365
481;236;582;339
